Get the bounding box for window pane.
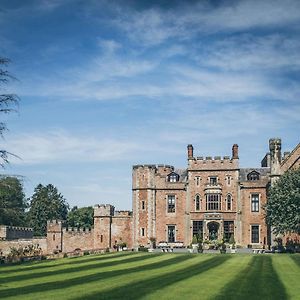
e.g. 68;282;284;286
251;225;259;243
223;221;234;242
206;194;220;211
251;194;259;212
168;225;175;242
168;195;176;213
227;195;232;210
193;221;203;239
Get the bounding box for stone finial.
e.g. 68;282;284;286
232;144;239;159
187;144;194;159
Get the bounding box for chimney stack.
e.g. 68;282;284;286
232;144;239;159
187;144;194;159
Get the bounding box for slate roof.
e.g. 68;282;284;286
239;167;270;181
174;169;188;182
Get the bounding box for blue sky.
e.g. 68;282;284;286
1;0;300;210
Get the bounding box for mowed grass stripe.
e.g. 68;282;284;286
1;254;299;300
0;252;151;284
0;251;134;276
0;253;160;290
0;253;198;299
213;255;288;300
72;255;232;300
143;254;253;300
271;255;300;299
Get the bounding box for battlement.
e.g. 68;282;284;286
0;225;33;240
63;227;93;234
188;155;239;170
133;164;174;170
47;220;64;232
114;210;133;217
94;204;115;217
133;164;157;169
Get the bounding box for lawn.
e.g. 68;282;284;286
0;252;299;300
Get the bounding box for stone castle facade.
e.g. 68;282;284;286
0;138;299;255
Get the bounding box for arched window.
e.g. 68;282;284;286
167;172;179;183
53;234;55;241
247;171;260;181
226;194;232;211
195;194;200;211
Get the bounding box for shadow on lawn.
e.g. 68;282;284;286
0;252;133;275
0;254;195;298
213;256;287;300
289;254;300;267
1;253;156;284
77;255;231;300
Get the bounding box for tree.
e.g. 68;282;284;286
0;57;19;167
265;168;300;235
0;176;27;226
27;184;69;236
67;206;94;229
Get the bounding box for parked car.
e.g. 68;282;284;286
157;241;169;248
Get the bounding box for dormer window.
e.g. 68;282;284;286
247;171;260;181
167;172;179;183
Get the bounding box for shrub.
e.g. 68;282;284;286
192;235;198;244
138;246;148;252
83;250;90;256
229;235;235;245
63;253;68;258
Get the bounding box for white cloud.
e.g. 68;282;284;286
112;0;300;46
4;130;139;164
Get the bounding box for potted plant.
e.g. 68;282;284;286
219;240;226;254
191;235;199;253
149;237;156;249
198;238;203;253
229;235;236;253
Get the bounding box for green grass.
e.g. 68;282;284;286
0;252;299;300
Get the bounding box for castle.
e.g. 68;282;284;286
0;138;299;255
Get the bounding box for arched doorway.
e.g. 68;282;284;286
207;221;219;240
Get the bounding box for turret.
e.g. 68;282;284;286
269;138;282;183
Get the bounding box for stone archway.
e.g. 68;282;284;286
207;221;219;240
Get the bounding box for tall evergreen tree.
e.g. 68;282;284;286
265;168;300;235
67;206;94;229
27;184;69;236
0;176;27;226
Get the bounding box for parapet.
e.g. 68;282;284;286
0;225;33;240
188;155;238;170
47;220;64;232
114;210;133;217
63;227;93;234
133;164;157;169
94;204;115;217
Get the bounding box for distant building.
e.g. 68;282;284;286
1;138;299;255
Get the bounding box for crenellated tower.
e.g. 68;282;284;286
132;165;158;249
47;220;63;253
93;204;114;249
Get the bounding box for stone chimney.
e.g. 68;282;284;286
187;144;194;159
232;144;239;159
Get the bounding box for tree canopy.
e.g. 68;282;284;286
0;176;27;226
0;57;19;167
67;206;94;229
265;168;300;235
27;184;69;236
